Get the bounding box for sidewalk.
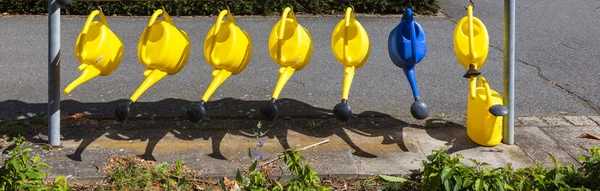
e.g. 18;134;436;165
5;115;599;181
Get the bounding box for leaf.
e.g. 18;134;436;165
236;169;243;183
249;160;258;172
441;167;453;182
444;179;451;191
248;148;252;159
475;179;483;191
33;156;39;163
378;175;408;183
429;173;441;191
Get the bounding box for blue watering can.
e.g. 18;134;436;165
388;8;429;120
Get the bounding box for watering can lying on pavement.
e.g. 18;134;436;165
64;9;124;95
467;76;508;146
454;5;489;81
261;7;313;121
115;9;191;121
387;8;429;120
187;9;253;122
331;7;370;122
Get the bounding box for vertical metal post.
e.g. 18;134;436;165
48;0;61;146
503;0;515;145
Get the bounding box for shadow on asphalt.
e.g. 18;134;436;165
0;98;477;162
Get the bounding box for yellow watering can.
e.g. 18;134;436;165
331;7;370;122
64;9;124;95
454;5;489;80
115;9;191;121
187;9;253;122
261;7;313;120
467;76;508;146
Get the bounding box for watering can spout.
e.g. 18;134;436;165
469;76;477;100
271;67;296;99
63;65;102;94
201;70;233;102
129;69;168;102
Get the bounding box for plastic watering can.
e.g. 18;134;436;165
454;5;489;79
261;7;313;121
115;9;191;121
331;7;370;122
387;8;429;120
467;76;508;146
188;9;253;122
64;10;124;95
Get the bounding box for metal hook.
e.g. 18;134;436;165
465;0;474;10
97;5;103;13
226;5;231;14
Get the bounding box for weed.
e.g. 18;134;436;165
307;121;322;130
0;136;72;191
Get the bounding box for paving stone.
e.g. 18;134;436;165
542;117;572;126
517;117;547;126
540;126;600;163
515;126;579;167
564;116;598;126
587;116;600;125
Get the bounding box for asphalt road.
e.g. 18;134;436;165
0;0;598;119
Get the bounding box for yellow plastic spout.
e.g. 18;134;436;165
63;64;102;94
469;76;477;100
129;69;168;102
342;66;355;100
467;5;477;60
271;66;296;99
201;69;232;102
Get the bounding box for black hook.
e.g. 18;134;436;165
465;0;474;10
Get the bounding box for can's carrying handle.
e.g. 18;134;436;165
343;7;355;63
148;9;173;26
213;9;236;36
82;10;109;33
209;10;236;64
476;76;493;106
277;7;297;62
467;5;477;61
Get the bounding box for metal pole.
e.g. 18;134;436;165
503;0;515;145
48;0;61;146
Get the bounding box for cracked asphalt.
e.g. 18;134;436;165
0;0;598;118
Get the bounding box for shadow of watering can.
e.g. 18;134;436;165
187;9;253;122
467;76;508;146
64;9;124;95
261;7;313;120
387;8;429;120
115;9;191;121
331;7;370;122
454;5;489;79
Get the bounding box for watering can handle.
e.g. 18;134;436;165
213;9;236;36
81;10;109;34
343;7;354;63
467;5;477;60
148;9;174;27
475;76;494;106
277;7;297;62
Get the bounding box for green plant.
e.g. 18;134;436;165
0;136;72;191
307;121;321;130
0;136;50;190
281;149;331;191
100;156;197;191
0;115;47;139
